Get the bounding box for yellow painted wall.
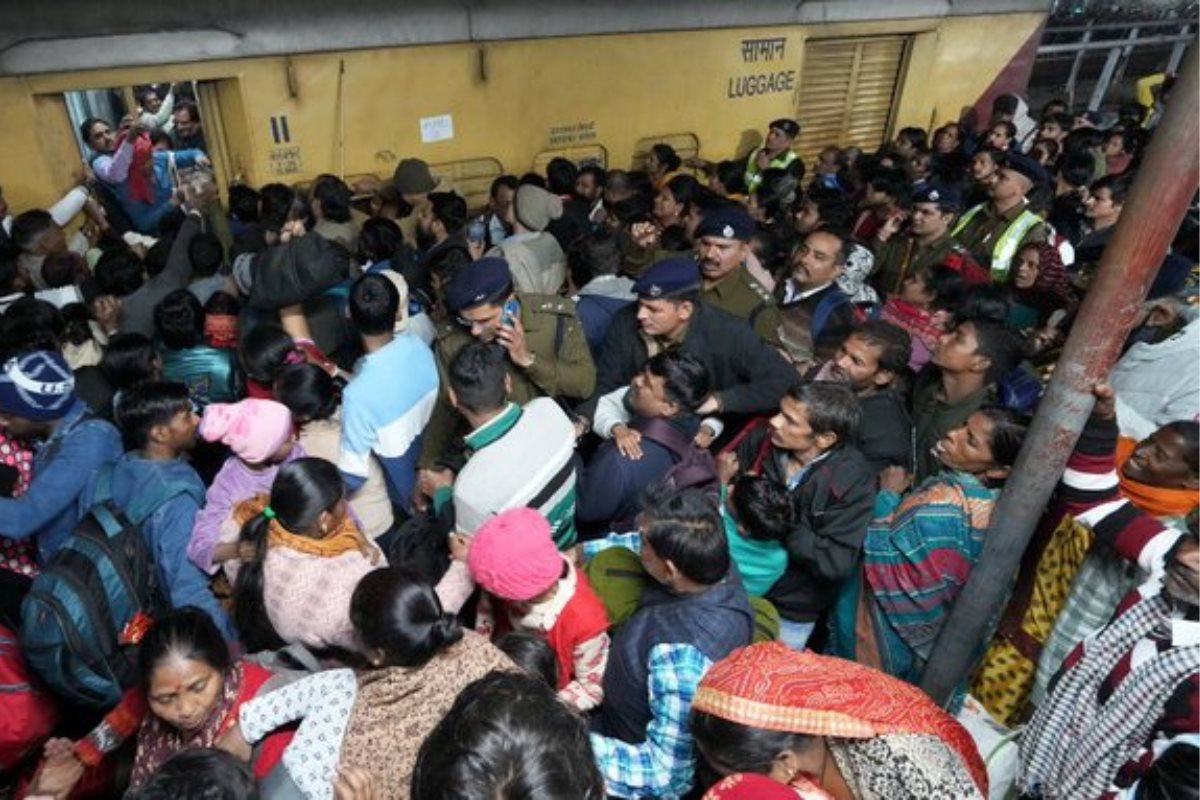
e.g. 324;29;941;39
1;12;1044;213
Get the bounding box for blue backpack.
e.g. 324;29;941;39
20;464;203;709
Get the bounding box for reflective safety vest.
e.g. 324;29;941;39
952;203;1043;284
744;148;799;193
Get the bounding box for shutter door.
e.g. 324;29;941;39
794;36;909;162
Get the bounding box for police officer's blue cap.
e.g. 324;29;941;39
445;257;512;312
695;206;756;242
633;257;702;300
1003;154;1050;187
912;183;962;212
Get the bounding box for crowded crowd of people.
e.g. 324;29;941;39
0;80;1195;800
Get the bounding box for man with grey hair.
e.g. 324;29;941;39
1108;290;1200;441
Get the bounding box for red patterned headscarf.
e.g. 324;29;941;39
1013;241;1072;318
204;313;239;350
692;642;988;795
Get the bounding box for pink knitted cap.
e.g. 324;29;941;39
468;508;563;602
199;399;293;465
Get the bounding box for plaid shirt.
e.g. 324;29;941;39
1031;416;1184;706
583;530;642;560
591;642;712;799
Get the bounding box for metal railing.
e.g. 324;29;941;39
1036;18;1195;110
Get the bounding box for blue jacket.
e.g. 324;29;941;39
577;437;675;526
576;415;699;527
78;453;235;640
0;400;122;560
120;149;205;234
575;279;635;357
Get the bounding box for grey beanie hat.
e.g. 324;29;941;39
514;185;563;232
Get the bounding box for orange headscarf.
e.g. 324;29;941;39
693;643;988;796
1116;437;1199;520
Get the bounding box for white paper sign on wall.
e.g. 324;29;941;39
420;114;454;143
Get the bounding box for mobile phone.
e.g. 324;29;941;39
501;298;520;328
467;217;487;246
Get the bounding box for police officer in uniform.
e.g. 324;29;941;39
583;257;793;426
695;205;783;346
951;154;1048;283
745;118;801;193
418;257;595;468
871;184;972;298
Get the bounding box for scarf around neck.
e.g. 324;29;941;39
129;663;243;789
234;494;374;560
1116;437;1199;520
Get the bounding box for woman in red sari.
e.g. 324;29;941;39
691;642;988;800
29;608;291;798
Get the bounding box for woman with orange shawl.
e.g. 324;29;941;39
230;456;383;655
691;642;988;800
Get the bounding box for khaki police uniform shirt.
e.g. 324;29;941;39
419;293;596;467
872;234;959;297
702;267;783;347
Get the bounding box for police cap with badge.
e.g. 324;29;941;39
912;183;963;213
694;206;756;242
632;257;702;301
444;257;513;312
1002;154;1050;188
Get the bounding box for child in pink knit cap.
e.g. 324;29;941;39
187;399;305;580
468;507;611;711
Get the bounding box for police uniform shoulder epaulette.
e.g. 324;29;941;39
528;294;577;315
744;275;772;299
434;322;464;346
744;273;774;302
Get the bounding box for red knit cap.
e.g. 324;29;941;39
467;508;563;601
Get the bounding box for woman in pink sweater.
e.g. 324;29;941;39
188;399;305;579
231;457;383;654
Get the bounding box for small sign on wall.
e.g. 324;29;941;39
420;114;454;143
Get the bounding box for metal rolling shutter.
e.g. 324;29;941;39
795;36;909;162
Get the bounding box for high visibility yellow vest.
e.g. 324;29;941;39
744;148;799;193
952;203;1042;283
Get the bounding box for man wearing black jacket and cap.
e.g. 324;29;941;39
580;257;793;428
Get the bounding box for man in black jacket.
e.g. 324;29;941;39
809;320;914;474
776;229;857;363
416;190;472;281
580;257;793;427
577;350;712;533
719;382;875;649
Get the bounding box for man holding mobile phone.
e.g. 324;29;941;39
414;257;595;505
871;184;967;299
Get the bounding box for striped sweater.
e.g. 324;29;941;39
1040;415;1196;799
830;470;997;687
435;399;578;613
